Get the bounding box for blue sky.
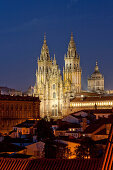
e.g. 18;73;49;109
0;0;113;91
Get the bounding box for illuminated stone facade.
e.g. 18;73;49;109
70;94;113;113
34;35;63;119
88;61;104;92
34;33;81;118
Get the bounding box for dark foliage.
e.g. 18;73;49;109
75;137;103;159
35;117;54;141
44;139;71;159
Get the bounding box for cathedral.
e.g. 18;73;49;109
34;33;81;119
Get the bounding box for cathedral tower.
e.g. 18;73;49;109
34;35;63;119
63;33;82;98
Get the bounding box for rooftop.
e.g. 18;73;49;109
15;120;36;128
83;115;113;134
0;142;25;152
0;94;40;102
0;158;102;170
71;95;113;102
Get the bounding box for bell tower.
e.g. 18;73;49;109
63;33;81;97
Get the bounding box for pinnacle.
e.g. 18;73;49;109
71;32;74;41
95;60;99;72
44;33;46;44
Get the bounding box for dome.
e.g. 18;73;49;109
91;61;103;79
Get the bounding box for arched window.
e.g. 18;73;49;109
52;109;54;116
74;64;75;69
53;92;56;98
52;105;58;116
70;63;71;69
53;84;55;89
46;67;48;73
55;109;57;116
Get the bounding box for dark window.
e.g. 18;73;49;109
53;84;55;89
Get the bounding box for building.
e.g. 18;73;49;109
34;33;81;119
63;33;81;97
82;115;113;141
18;141;45;158
0;95;40;134
88;61;104;93
70;94;113;113
0;87;22;96
12;120;36;138
34;35;63;119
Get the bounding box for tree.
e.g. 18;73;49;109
44;140;72;159
35;117;54;141
75;137;102;159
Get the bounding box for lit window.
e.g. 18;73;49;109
53;92;56;98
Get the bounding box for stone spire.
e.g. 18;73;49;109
42;33;48;51
53;54;56;65
40;33;50;61
44;33;46;43
67;32;76;58
68;32;76;50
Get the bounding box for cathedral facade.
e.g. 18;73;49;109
34;33;81;119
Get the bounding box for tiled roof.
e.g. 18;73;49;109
0;94;40;102
102;125;113;170
0;142;25;152
72;109;113;115
0;158;29;170
0;158;102;170
83;117;113;134
75;91;100;97
95;129;107;135
57;122;80;130
15;120;36;128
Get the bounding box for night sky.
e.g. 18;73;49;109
0;0;113;92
